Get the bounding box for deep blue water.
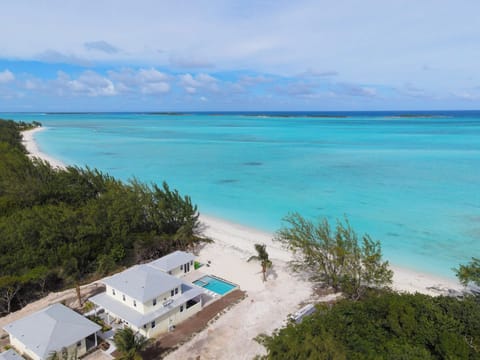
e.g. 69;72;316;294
3;111;480;278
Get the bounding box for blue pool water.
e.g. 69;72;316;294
193;275;237;295
2;111;480;279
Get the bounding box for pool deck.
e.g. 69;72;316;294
140;289;246;359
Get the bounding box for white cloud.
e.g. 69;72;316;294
84;40;120;54
54;70;116;97
138;68;169;82
141;82;170;94
179;73;219;93
36;50;91;66
0;69;15;83
107;68;171;95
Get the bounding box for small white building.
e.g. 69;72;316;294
89;251;203;338
3;303;101;360
149;250;195;277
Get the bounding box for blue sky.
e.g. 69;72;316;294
0;0;479;111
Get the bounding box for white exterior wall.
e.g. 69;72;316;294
105;284;183;316
105;285;141;312
10;335;89;360
142;287;182;314
144;300;202;338
167;260;194;277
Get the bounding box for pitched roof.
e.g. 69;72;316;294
102;264;182;302
148;251;195;272
0;349;23;360
2;303;100;360
90;282;204;327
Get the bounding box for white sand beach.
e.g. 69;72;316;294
18;129;464;359
22;127;66;169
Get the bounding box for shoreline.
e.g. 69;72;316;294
22;128;462;296
22;127;66;169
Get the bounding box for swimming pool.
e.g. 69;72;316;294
193;275;236;295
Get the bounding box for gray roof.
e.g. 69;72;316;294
90;283;204;327
0;349;23;360
102;264;182;302
3;303;100;360
149;251;195;272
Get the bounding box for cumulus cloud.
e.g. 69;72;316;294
107;68;170;95
53;70;116;97
84;40;120;54
0;69;15;83
138;68;169;82
179;73;219;93
36;49;91;66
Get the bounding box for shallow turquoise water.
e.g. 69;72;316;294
3;112;480;278
194;275;237;295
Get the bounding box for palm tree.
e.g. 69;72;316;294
248;243;272;282
113;327;150;360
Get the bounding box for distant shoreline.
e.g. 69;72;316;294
22;127;462;296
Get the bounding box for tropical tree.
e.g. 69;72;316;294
47;347;77;360
113;327;150;360
248;244;272;282
275;213;392;299
455;257;480;287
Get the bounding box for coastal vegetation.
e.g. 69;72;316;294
256;291;480;359
275;213;392;300
0;119;205;315
455;257;480;287
255;213;480;359
113;328;150;360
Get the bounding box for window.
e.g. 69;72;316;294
122;294;126;301
171;289;174;297
151;321;156;328
175;287;178;295
133;300;136;307
112;289;115;295
143;324;147;329
153;298;157;306
180;264;183;270
168;271;172;275
191;260;193;265
77;341;81;347
180;305;184;312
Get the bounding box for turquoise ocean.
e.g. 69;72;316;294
3;111;480;279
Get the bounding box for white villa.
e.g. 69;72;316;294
3;303;101;360
89;251;204;338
